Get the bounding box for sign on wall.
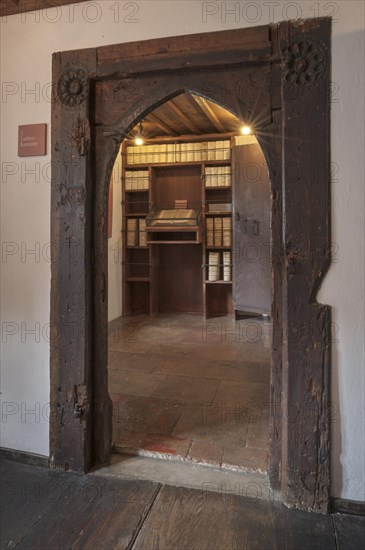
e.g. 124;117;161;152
18;123;47;157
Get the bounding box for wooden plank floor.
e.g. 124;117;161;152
1;458;364;550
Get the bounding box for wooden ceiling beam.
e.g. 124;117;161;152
145;113;180;136
168;100;202;135
190;95;227;133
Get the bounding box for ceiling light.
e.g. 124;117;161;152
134;121;144;146
241;126;252;136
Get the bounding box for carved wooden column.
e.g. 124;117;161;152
50;49;100;471
280;18;331;512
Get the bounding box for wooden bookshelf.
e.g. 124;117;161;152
122;136;233;317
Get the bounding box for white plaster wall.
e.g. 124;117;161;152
108;146;123;322
0;1;364;500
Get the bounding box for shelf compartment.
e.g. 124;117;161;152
204;165;232;188
125;213;149;217
125;141;231;166
147;230;202;244
125;248;150;279
125;280;150;315
124;190;149;196
205;211;232;216
146;204;202;244
124;169;150;191
205;282;233;318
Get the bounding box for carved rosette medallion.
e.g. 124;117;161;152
57;66;89;107
281;41;326;86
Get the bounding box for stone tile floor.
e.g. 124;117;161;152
108;313;271;473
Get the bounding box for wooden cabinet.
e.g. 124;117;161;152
121;138;270;318
203;161;233;317
123;184;151;315
232;143;271;315
121;137;233;318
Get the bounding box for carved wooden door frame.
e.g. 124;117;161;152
50;18;331;512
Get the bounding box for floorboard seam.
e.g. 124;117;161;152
11;483;72;549
127;483;162;550
332;514;340;550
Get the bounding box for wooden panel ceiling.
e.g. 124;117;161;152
0;1;89;17
132;93;243;139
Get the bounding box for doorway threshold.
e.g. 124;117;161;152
113;441;268;475
93;452;280;503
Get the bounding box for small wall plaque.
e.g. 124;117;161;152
18;123;47;157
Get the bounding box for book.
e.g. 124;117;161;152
213;217;223;247
201;142;208;161
186;142;194;163
153;144;159;164
208;203;231;213
205;166;220;187
175;142;181;163
181;143;187;163
167;143;174;163
208;251;220;282
223;140;231;160
125;170;132;190
126;146;133;165
127;218;138;246
223;251;231;281
216;140;224;161
210;166;217;187
143;170;149;190
139;218;147;247
225;166;232;187
194;142;202;162
140;145;146;164
160;143;167;163
206;218;214;247
137;170;143;190
146;145;153;163
207;141;216;161
205;166;212;187
222;217;232;247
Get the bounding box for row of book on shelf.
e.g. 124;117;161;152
208;251;232;282
206;217;232;247
125;170;150;190
126;140;231;165
205;166;231;187
127;218;147;247
124;166;231;191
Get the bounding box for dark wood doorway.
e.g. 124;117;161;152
51;18;331;512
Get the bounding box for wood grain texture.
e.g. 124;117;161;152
258;107;283;492
133;485;336;550
50;47;99;472
51;19;332;512
97;27;270;65
280;18;332;512
333;514;365;550
4;459;360;550
1;459;159;550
